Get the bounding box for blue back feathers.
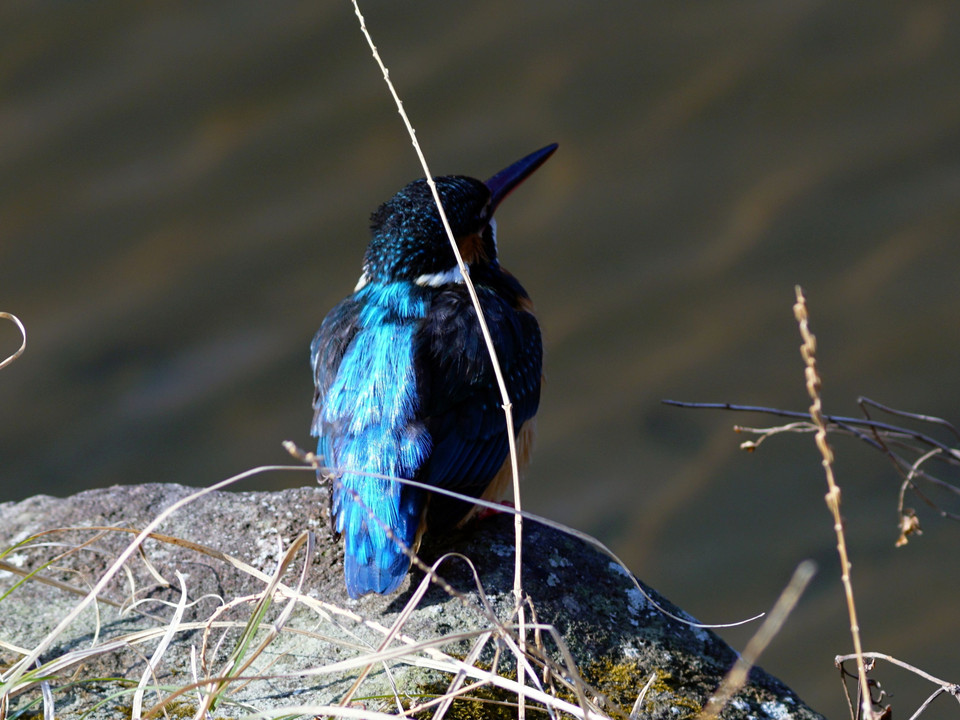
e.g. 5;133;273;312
315;282;431;597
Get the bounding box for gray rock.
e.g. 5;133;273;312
0;483;825;719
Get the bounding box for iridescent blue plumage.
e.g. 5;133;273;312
311;145;556;598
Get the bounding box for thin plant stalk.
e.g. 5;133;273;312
349;2;529;715
794;286;875;720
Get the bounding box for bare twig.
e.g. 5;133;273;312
835;653;959;699
859;396;960;444
662;400;960;463
836;652;960;720
663;397;960;537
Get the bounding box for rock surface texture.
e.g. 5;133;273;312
0;483;825;719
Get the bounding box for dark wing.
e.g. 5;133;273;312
310;295;362;438
310;294;362;531
414;273;542;528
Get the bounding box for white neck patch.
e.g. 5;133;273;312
414;265;465;287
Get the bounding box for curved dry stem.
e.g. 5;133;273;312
0;312;26;371
301;450;765;631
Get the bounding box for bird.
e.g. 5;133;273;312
310;144;556;598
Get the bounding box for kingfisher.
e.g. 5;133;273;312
310;144;555;598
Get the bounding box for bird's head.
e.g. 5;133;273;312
358;144;557;289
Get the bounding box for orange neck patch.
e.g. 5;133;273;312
456;232;488;265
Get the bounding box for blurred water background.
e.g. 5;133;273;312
3;2;960;716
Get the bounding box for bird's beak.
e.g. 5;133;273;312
484;143;558;213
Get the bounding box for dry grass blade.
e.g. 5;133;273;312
244;705;416;719
630;672;658;719
0;638;30;657
239;532;315;681
700;560;816;719
409;650;607;720
0;463;307;693
190;531;313;718
6;621;245;694
336;548;505;711
36;659;53;720
131;571;189;719
336;550;447;708
0;540;123;610
425;628;495;720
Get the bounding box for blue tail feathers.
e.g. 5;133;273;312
338;481;425;598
